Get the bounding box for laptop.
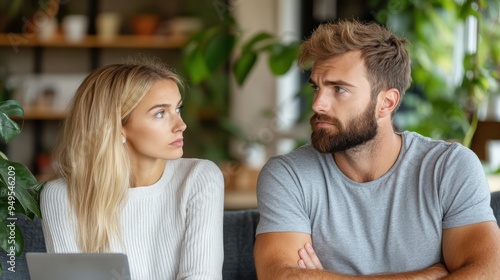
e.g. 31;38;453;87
26;253;131;280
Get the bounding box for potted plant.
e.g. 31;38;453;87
0;98;44;276
129;5;161;36
0;0;59;33
369;0;500;147
181;17;300;163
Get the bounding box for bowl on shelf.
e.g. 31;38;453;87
130;14;160;36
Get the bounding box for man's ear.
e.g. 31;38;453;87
377;88;400;118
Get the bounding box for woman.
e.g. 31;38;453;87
40;59;224;279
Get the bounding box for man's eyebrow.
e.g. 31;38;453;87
308;78;356;88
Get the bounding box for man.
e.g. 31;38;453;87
254;19;500;279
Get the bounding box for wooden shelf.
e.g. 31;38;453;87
0;33;189;49
12;106;67;120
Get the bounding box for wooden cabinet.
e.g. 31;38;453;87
471;121;500;161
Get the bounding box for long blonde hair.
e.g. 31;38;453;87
54;59;183;252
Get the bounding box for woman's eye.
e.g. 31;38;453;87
154;111;165;119
175;105;184;114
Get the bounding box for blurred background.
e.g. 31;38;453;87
0;0;499;209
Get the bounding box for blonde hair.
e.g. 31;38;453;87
299;19;411;113
54;59;182;252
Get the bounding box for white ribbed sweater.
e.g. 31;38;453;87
40;158;224;280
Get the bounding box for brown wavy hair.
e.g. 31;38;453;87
299;19;411;114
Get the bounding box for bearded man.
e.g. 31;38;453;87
254;19;500;279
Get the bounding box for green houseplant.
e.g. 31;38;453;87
181;17;300;163
0;99;44;276
369;0;500;147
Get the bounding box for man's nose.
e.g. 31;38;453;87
312;91;331;114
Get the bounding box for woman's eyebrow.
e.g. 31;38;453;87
148;104;171;112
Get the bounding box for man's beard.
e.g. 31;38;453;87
310;101;378;153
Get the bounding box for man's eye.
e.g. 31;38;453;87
335;86;346;93
311;85;319;92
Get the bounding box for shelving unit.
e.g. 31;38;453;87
1;30;189;176
21;106;67;120
0;33;188;49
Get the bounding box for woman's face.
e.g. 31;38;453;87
122;79;186;163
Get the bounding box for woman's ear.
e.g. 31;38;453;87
121;129;126;144
378;88;400;118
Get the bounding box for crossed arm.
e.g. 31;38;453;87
254;221;500;280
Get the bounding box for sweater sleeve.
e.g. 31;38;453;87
40;179;80;253
177;160;224;280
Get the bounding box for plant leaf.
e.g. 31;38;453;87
0;159;40;218
233;51;257;86
204;32;236;71
268;42;300;75
242;32;274;52
0;221;24;256
183;48;211;84
0;100;23;143
0;197;8;221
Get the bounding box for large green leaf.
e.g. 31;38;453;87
183;48;211;84
0;197;8;221
0;159;40;218
0;221;24;256
233;51;257;86
0;100;23;143
268;42;300;76
204;32;236;71
242;32;274;52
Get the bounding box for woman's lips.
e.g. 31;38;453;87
170;138;184;147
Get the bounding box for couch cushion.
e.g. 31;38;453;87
0;215;45;280
223;209;260;280
490;191;500;226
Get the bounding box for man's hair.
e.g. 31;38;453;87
299;19;411;109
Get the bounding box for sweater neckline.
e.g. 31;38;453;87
128;160;175;197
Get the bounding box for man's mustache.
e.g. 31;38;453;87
310;113;341;128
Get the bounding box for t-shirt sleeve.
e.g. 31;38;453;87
178;160;224;280
440;145;496;228
256;156;311;235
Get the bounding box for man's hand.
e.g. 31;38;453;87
297;243;324;270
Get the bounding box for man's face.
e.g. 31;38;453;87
309;51;378;153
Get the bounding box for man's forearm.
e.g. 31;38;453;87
266;263;448;280
442;261;498;279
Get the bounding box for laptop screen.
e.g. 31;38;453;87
26;253;131;280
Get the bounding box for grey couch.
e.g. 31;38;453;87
0;210;260;280
2;191;500;280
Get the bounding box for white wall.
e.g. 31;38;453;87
231;0;301;164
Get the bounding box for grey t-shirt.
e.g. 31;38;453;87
256;131;495;275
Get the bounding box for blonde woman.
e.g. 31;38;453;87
40;60;224;279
